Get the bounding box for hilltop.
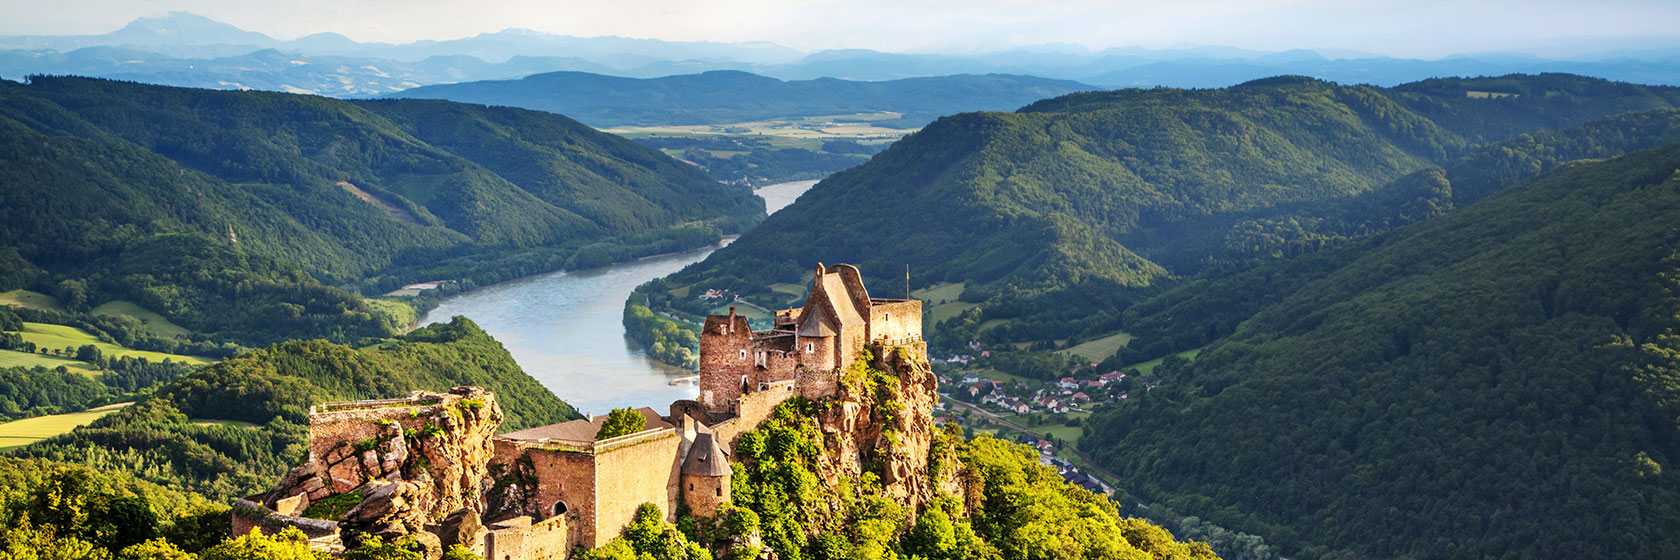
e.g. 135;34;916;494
0;76;760;344
646;74;1680;358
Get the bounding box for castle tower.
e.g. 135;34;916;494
680;432;731;517
697;263;923;414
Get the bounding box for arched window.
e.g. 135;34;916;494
739;349;747;360
553;501;568;515
806;342;814;353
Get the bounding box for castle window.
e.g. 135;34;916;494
806;342;814;353
885;312;891;321
717;487;723;497
740;349;747;360
553;501;568;515
689;483;695;492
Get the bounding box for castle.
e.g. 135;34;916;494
234;263;927;559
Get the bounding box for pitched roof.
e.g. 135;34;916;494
682;432;731;477
817;272;866;328
796;303;838;337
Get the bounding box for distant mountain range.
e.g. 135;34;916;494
2;12;1678;98
384;71;1097;127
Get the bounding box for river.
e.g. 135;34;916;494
417;179;816;415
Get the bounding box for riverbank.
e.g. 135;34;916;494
410;180;818;415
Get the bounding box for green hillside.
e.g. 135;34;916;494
10;316;578;502
1116;108;1680;363
648;74;1680;355
0;76;761;344
1083;142;1680;559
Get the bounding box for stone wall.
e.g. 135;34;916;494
491;427;682;549
494;442;597;548
231;498;341;540
682;474;729;518
698;314;753;411
484;516;569;560
866;300;922;344
590;430;682;547
713;380;797;448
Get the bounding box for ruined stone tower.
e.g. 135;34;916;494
697;262;923;414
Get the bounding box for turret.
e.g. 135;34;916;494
681;433;731;517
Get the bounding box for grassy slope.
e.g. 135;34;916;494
0;290;64;313
90;301;189;338
16;323;211;366
0;402;130;452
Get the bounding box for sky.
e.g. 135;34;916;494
1;0;1676;59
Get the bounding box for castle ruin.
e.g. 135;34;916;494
235;263;931;559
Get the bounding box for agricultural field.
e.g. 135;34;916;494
1060;331;1135;362
1122;347;1204;375
0;349;101;375
0;289;64;313
0;402;131;452
15;322;213;366
604;112;915;152
90;300;190;338
710;303;773;324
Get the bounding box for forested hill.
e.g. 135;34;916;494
0;76;761;343
12;316;579;503
382;70;1096;127
653;74;1680;344
1083;141;1680;559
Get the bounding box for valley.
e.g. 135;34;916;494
0;5;1677;559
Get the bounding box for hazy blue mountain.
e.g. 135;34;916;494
3;12;1678;100
0;11;278;52
381;70;1098;127
0;47;615;96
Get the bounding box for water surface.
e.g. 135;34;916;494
419;180;815;415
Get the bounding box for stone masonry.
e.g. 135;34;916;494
239;263;928;560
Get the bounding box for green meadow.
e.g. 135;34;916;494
0;402;131;452
0;290;64;313
90;300;190;338
1122;347;1203;375
16;322;213;366
1061;331;1135;362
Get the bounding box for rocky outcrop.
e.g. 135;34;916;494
814;341;944;511
256;386;504;555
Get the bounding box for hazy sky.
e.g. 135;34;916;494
1;0;1675;58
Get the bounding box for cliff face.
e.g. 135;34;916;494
260;387;504;551
815;341;949;512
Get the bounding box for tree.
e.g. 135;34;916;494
199;527;324;560
343;536;423;560
117;539;194;560
76;344;103;365
56;279;88;313
596;408;647;440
